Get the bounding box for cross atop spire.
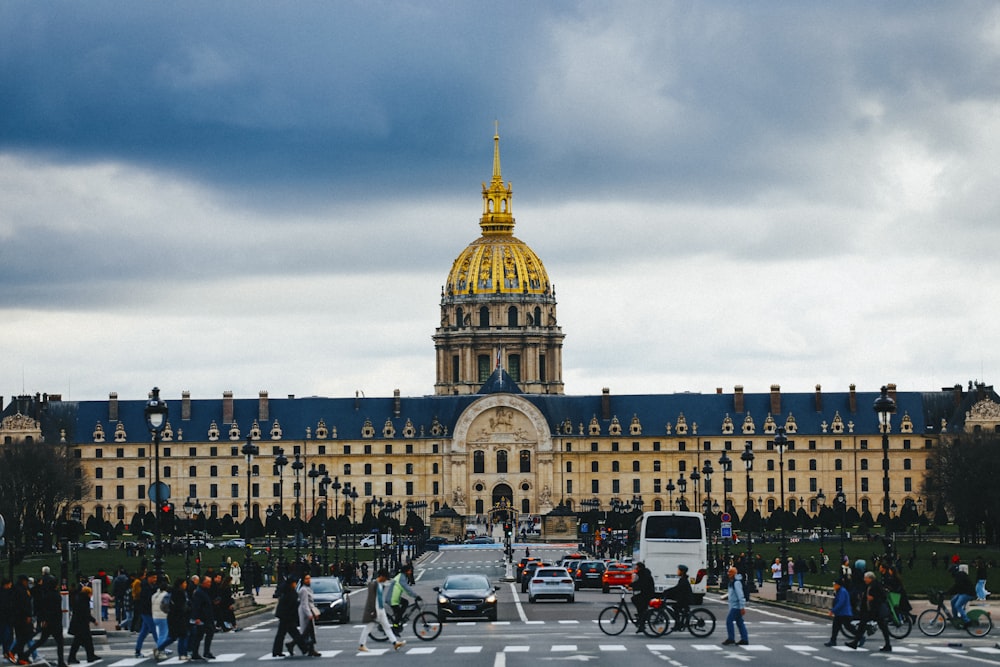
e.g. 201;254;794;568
481;124;514;236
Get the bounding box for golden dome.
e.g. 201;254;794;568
445;130;551;297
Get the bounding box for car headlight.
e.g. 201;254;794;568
438;595;448;605
485;594;497;604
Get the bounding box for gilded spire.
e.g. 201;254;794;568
481;124;514;236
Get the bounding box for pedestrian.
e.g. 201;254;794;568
155;578;189;661
629;562;656;634
358;569;405;653
189;576;216;661
296;575;320;651
151;580;170;660
771;557;782;586
721;567;749;646
134;572;159;658
24;576;66;667
975;556;990;601
100;589;111;622
930;551;938;569
824;577;853;647
820;550;830;575
66;585;100;664
753;554;765;588
229;562;242;594
9;575;33;666
271;578;317;657
846;571;891;652
1;578;14;661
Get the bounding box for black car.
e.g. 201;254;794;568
520;561;548;593
515;557;540;584
425;536;449;551
310;576;350;624
435;574;498;621
573;560;607;589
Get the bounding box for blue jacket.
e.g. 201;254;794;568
727;574;746;610
831;586;853;617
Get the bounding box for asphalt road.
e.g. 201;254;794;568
32;545;1000;667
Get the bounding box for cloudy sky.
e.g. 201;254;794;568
2;1;999;404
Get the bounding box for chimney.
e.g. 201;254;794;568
109;392;119;422
734;385;744;414
814;384;823;412
953;384;963;407
259;391;269;421
394;389;401;418
182;391;191;420
601;387;611;420
716;387;723;394
223;391;234;424
770;384;781;416
887;383;897;402
848;384;857;413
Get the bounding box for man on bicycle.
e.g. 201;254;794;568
661;564;693;622
946;563;976;627
387;563;421;626
630;562;656;633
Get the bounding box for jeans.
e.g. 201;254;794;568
153;619;170;651
976;579;989;600
135;614;158;654
725;608;748;642
951;593;973;623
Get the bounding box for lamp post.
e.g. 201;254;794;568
718;451;732;570
815;488;827;559
701;459;714;580
741;441;755;574
834;489;847;561
308;463;320;553
874;385;896;556
274;448;288;570
330;476;341;566
144;387;168;579
291;452;304;564
666;479;675;510
690;467;701;511
773;426;789;601
702;498;715;584
580;497;600;553
912;498;922;565
677;474;687;511
349;486;359;574
241;436;259;546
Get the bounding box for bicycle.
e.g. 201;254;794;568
647;598;717;637
917;590;993;638
370;598;443;642
839;590;913;640
597;587;670;637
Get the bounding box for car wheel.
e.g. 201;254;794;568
528;595;535;603
568;595;575;603
602;584;609;593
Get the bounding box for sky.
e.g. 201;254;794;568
2;1;999;404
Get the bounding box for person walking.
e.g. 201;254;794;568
721;567;749;646
846;571;891;652
358;569;404;653
112;570;129;627
24;576;66;667
66;586;100;664
9;575;33;666
271;578;317;657
770;557;782;587
975;556;990;601
189;576;216;661
824;577;853;647
155;579;190;661
296;575;321;652
151;580;171;660
134;572;159;658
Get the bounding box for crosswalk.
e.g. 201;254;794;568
92;642;1000;662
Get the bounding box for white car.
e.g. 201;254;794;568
526;566;575;603
84;540;108;550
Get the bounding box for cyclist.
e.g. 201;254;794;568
946;563;976;627
630;562;656;633
387;563;421;626
660;564;693;623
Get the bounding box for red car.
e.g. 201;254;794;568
601;562;635;593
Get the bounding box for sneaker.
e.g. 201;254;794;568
737;640;749;645
722;639;735;645
203;655;215;660
393;641;406;651
67;661;80;665
846;641;858;650
189;656;205;662
87;658;101;663
357;646;369;653
880;646;892;652
152;650;162;661
823;641;836;647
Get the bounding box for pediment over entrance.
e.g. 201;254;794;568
449;395;552;454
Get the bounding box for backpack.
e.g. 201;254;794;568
159;592;171;614
740;576;752;603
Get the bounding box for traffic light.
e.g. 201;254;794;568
161;502;174;516
503;523;512;536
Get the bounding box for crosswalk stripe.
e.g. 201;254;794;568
551;645;577;652
454;646;482;653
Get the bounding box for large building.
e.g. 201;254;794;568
4;132;1000;533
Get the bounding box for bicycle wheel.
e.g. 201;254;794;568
687;608;716;637
839;619;861;641
598;606;629;636
917;609;947;637
643;608;671;637
965;609;993;637
887;614;913;639
413;611;442;641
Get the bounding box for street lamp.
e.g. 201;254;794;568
291;452;304;564
241;436;259;546
318;469;331;570
308;463;321;553
689;467;701;510
835;489;847;562
676;474;687;511
773;426;789;601
274;448;288;571
144;387;168;579
741;441;755;574
348;486;359;575
718;451;732;570
330;476;341;566
874;385;896;554
666;479;675;510
815;489;827;559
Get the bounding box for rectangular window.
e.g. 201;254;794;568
679;441;686;451
809;440;817;450
861;477;869;492
209;446;217;457
903;439;911;450
404;481;413;495
116;448;124;458
539;355;546;382
95;468;103;479
405;444;413;454
612;479;620;494
138;447;146;458
385;482;393;496
364;482;372;496
116;485;124;500
478;355;491;383
592;461;600;473
653;441;661;452
591;442;598;452
344;445;351;455
508;354;520;382
632;479;640;493
566;480;573;494
95;449;103;459
591;479;599;494
406;463;414;475
653;460;661;472
788;478;796;492
318;445;326;455
364;445;372;454
835;477;843;492
611;442;619;452
724;478;732;493
904;477;912;492
192;484;200;498
95;485;103;500
385;444;392;454
611;461;619;473
231;484;239;498
433;481;439;495
452;355;460;383
138;484;145;500
653;479;661;493
632;442;640;452
809;477;817;492
767;478;774;492
860;439;869;450
565;442;573;452
210;484;218;498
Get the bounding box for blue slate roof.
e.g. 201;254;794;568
9;385;966;446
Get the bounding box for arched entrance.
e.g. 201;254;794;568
492;483;513;508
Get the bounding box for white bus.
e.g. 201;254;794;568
632;511;708;602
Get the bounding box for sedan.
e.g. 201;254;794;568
601;562;635;593
435;574;498;621
310;576;350;624
520;561;549;592
219;538;246;548
573;560;607;589
84;540;108;550
527;567;575;603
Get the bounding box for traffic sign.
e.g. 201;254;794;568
150;481;170;503
721;522;733;539
721;512;732;523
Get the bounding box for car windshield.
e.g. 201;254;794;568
310;579;343;594
444;575;489;591
535;568;569;578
